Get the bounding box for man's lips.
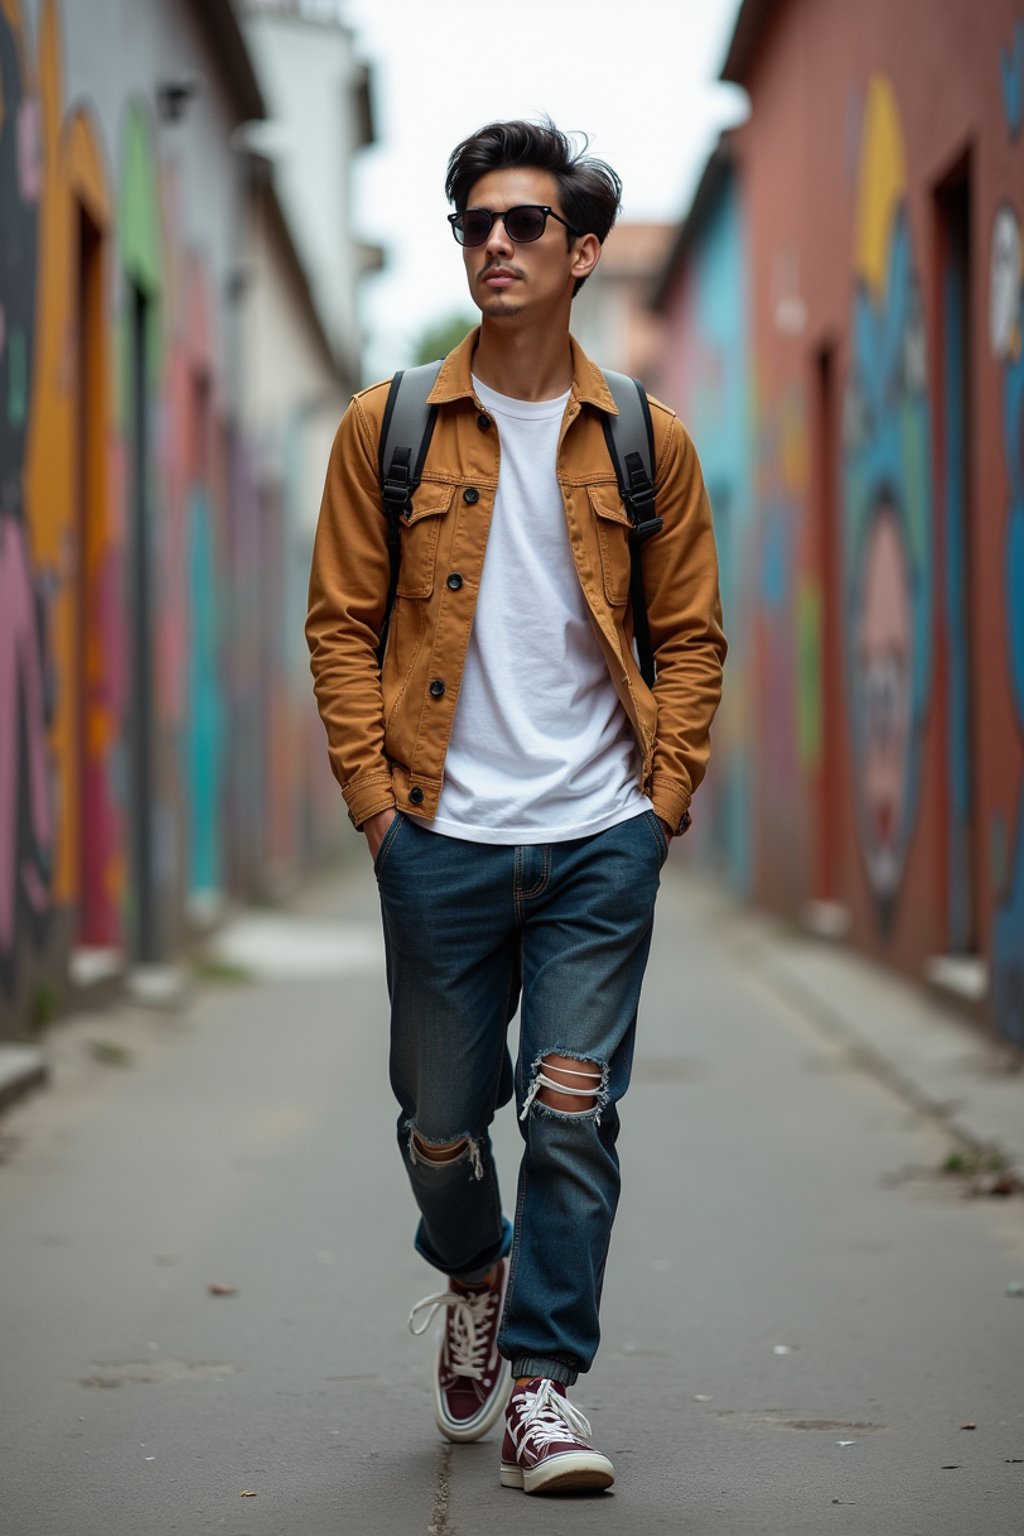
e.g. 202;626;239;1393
480;266;521;287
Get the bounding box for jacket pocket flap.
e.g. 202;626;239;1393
405;484;455;526
587;483;631;528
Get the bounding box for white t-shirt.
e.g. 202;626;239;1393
425;375;650;845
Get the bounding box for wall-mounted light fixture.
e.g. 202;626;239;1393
157;74;204;124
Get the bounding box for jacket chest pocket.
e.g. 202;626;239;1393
396;484;456;598
587;484;633;606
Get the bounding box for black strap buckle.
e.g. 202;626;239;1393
381;477;411;511
622;452;659;540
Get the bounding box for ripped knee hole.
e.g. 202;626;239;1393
410;1132;467;1164
520;1053;607;1119
407;1128;484;1180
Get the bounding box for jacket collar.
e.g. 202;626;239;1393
427;326;619;415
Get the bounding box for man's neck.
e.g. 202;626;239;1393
471;316;574;402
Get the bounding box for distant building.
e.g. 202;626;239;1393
654;0;1024;1048
0;0;377;1034
571;223;674;379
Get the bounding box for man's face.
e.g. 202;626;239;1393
855;500;913;900
460;167;586;321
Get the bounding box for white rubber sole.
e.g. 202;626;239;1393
436;1371;512;1443
500;1450;616;1493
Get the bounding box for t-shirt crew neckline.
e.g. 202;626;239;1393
472;374;570;421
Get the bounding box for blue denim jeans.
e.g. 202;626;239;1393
374;808;666;1386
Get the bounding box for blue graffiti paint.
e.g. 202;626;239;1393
184;487;223;894
993;791;1024;1048
1003;333;1024;725
843;208;932;931
760;499;790;611
1000;17;1023;142
992;190;1024;1045
662;167;752;893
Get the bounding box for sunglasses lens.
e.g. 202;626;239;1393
505;207;547;242
458;211;492;246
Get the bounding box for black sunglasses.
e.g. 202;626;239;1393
448;204;580;248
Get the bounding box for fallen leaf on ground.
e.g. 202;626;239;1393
961;1422;977;1430
966;1172;1021;1198
208;1283;238;1297
240;1490;257;1497
87;1039;134;1067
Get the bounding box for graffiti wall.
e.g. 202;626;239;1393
656;167;755;893
842;76;932;937
0;0;349;1033
1;0;54;999
991;16;1024;1045
663;0;1024;1043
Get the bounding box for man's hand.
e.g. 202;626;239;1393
363;808;398;861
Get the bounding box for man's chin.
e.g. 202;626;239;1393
480;298;523;319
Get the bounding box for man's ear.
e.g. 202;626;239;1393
571;232;602;284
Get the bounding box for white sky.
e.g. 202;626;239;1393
340;0;749;377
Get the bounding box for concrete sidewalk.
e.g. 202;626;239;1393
0;858;1021;1535
703;880;1024;1174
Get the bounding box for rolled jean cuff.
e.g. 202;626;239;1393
451;1221;514;1285
508;1356;578;1388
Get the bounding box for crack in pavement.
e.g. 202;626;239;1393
428;1442;453;1535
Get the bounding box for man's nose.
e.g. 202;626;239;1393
483;213;514;259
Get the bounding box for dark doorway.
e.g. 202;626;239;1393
813;342;842;902
75;205;105;943
935;161;977;954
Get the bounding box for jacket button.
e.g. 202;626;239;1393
477;414;491;431
462;486;480;504
446;572;463;591
429;679;446;698
409;786;424;805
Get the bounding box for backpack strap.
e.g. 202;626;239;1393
376;359;443;663
600;370;661;687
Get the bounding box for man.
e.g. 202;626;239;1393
307;119;725;1495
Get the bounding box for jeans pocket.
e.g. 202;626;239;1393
643;809;670;866
373;812;406;877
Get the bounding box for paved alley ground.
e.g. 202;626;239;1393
1;857;1022;1535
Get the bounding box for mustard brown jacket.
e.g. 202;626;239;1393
306;329;726;835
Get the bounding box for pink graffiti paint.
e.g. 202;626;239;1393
0;517;53;952
16;96;42;204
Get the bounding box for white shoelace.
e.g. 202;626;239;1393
508;1378;593;1453
407;1286;499;1380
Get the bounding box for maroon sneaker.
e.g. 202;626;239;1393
500;1377;615;1493
407;1259;510;1442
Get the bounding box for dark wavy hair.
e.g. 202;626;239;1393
445;119;622;295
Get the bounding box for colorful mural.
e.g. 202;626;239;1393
842;75;932;936
658;170;754;892
1000;15;1022;143
0;0;53;993
0;0;349;1030
991;27;1024;1046
756;388;811;789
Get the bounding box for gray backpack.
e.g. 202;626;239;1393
376;361;661;683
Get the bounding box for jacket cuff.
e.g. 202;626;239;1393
649;777;692;836
344;771;396;830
